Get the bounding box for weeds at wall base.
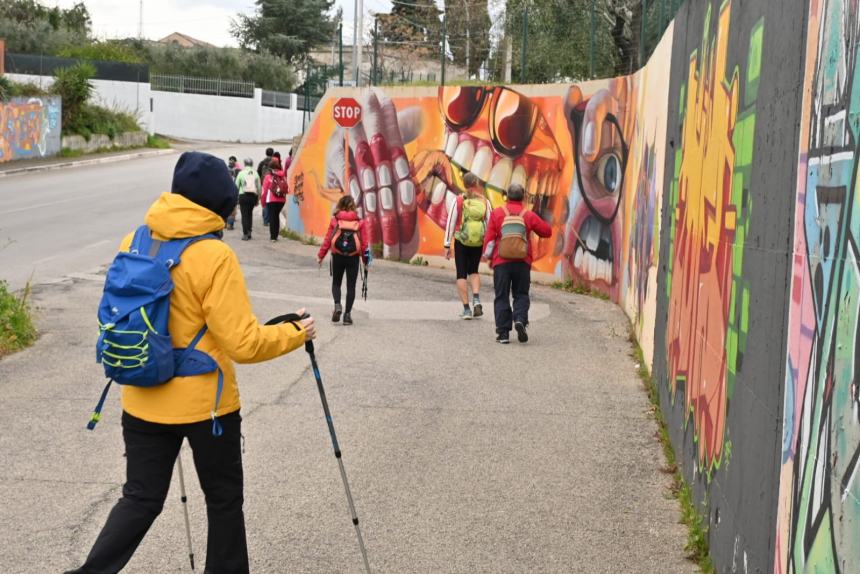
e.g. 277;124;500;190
279;228;320;246
0;281;37;358
550;279;610;301
627;328;715;573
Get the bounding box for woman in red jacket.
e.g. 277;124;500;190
317;196;370;325
260;155;287;241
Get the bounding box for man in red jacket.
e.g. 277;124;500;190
482;183;552;344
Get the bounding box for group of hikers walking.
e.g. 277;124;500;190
68;149;551;573
224;147;292;242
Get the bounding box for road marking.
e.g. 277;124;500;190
0;191;110;216
31;240;111;266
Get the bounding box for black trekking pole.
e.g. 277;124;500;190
361;263;368;301
176;447;196;570
265;313;371;573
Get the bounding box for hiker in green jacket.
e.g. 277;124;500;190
444;172;493;320
236;158;262;240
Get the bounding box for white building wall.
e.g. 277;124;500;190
5;74;304;143
6;73;154;134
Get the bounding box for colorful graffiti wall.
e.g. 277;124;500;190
288;34;672;365
775;0;860;571
0;96;61;163
289;0;825;571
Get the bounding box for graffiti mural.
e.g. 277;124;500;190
664;0;762;475
0;96;61;163
288;86;568;268
776;0;860;571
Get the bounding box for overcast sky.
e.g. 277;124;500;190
54;0;408;48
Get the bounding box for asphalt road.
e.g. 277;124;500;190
0;149;695;573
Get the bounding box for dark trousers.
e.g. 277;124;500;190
493;262;531;334
332;253;360;313
70;411;247;574
261;205;269;226
239;193;257;237
267;202;284;240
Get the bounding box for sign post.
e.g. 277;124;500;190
332;97;362;196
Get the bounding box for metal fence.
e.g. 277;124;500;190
261;90;292;109
296;93;321;112
150;74;255;98
4;52;149;82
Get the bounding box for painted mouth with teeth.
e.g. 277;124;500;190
571;215;615;285
411;87;564;257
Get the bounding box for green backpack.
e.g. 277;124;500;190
457;197;487;247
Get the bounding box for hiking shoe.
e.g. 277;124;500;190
460;308;473;320
514;321;528;343
472;302;483;318
496;332;510;344
343;312;353;325
332;305;342;323
241;234;250;241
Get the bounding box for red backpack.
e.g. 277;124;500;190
270;172;289;197
332;219;362;256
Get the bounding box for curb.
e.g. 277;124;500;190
0;148;177;178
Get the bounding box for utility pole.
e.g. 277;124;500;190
463;0;470;78
504;36;512;82
589;0;595;78
521;2;528;84
372;17;379;86
640;0;647;68
138;0;143;39
354;0;364;85
339;22;344;86
441;10;447;86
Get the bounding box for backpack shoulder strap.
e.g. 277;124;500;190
156;233;220;269
502;206;510;217
129;225;153;255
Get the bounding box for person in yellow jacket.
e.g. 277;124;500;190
67;152;315;574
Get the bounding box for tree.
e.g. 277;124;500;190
0;0;91;54
377;0;442;59
232;0;338;64
444;0;491;77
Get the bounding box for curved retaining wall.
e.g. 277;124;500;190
287;0;857;571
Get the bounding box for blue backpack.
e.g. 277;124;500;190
89;225;225;436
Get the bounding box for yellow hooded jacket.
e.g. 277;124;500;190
118;193;306;424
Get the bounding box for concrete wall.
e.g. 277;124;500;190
150;88;304;143
0;96;62;163
287;1;860;572
5;73;154;134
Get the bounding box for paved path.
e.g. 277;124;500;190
0;152;695;573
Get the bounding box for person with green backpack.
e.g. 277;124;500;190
444;172;493;320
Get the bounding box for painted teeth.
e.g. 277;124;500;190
471;145;493;181
572;245;613;283
585;219;600;251
488;158;513;190
453;139;475;169
431;180;448;205
445;132;459;157
510;164;527;188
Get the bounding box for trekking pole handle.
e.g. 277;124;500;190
265;312;314;353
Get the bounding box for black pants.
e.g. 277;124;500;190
332;253;360;313
493;262;531;334
268;202;284;240
238;193;257;237
70;411;247;574
454;241;482;280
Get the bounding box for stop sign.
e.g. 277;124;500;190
332;97;362;128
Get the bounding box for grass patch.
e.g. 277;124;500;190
63;104;140;141
146;135;171;149
59;147;85;158
0;281;37;358
550;279;610;301
628;329;714;573
409;256;429;266
279;228;320;246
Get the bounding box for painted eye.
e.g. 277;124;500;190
597;153;622;195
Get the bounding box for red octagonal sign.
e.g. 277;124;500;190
332;97;362;129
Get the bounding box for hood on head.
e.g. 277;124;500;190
145;193;226;239
171;151;238;221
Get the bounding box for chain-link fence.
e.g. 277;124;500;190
322;0;680;87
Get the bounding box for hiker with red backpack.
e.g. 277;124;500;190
444;172;493;320
260;154;289;242
317;196;370;326
482;183;552;344
66;151;316;574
